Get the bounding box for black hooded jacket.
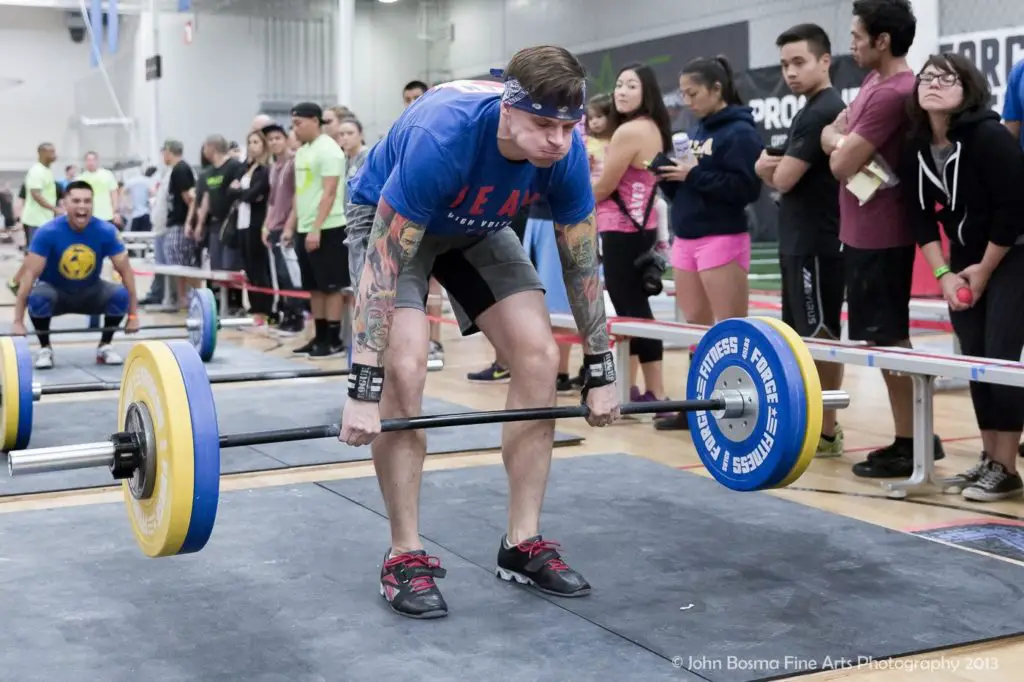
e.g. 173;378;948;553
901;108;1024;270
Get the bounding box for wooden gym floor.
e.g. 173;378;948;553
1;251;1022;680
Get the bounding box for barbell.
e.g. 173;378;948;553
0;331;350;451
4;316;849;558
7;287;249;364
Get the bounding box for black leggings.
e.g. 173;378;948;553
950;246;1024;432
599;229;663;364
240;223;274;316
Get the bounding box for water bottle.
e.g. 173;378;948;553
672;132;691;160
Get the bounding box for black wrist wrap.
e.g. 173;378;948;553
348;364;384;402
580;351;616;401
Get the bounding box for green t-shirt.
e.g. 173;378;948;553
294;134;347;233
78;168;119;220
21;162;57;227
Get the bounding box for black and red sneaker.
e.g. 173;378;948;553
495;535;591;597
379;549;449;619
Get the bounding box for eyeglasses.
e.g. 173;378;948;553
919;72;960;87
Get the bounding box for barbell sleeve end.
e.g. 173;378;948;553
32;382;41;401
821;390;850;411
8;441;117;476
218;317;255;330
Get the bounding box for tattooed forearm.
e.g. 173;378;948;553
554;212;610;354
352;198;426;365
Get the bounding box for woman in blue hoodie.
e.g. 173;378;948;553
655;56;764;328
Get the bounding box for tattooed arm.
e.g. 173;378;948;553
351;197;427;367
554;210;610;354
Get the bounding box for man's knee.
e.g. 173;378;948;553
384;347;429;415
508;334;560;389
27;286;57;317
105;285;130;316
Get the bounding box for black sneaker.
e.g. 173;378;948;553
959;452;991;485
962;462;1024;502
495;535;590;597
865;434;945;462
379;549;448;619
308;341;345;359
853;435;947;478
467;362;510;383
556;373;578;394
291;338;316;356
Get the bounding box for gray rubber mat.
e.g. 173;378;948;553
29;340;310;385
0;483;691;682
321;454;1024;682
1;384;582;497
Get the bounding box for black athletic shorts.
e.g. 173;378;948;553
296;227;350;293
780;254;845;339
844;244;915;345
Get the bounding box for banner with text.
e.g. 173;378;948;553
939;26;1024;113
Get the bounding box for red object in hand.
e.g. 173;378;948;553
956;287;973;304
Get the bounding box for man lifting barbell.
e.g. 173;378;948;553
11;180;139;370
343;45;616;619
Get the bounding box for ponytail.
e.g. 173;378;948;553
682;55;744;107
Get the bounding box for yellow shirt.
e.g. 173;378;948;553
21;162;57;227
78;168;119;221
294;134;347;234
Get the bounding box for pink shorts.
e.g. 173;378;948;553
670;233;751;272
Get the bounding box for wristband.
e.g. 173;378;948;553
933;265;951;280
347;363;385;402
580;351;616;401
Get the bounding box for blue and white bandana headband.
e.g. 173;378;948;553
490;68;586;121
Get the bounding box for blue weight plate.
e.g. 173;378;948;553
188;288;218;363
166;340;221;554
13;335;34;450
685;318;807;491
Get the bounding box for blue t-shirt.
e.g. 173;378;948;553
1003;58;1024;150
29;216;125;292
348;80;594;236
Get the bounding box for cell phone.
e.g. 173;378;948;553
766;147;786;157
646;152;675;172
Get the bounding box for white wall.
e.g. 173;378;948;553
445;0;944;76
350;0;430;141
0;6;139;172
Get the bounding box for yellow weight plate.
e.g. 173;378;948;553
754;317;823;488
118;342;196;557
0;336;20;451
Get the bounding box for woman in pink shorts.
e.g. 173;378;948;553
656;56;763;327
653;56;763;430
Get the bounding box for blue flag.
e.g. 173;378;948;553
107;0;119;55
89;0;103;67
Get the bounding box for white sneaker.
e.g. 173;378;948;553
427;340;444;372
34;347;54;370
96;344;123;365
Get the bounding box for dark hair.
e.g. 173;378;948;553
504;45;587;114
144;166;157;177
681;56;744;107
403;80;428;93
907;53;991;141
852;0;917;58
64;180;93;195
606;63;673;153
776;23;832;57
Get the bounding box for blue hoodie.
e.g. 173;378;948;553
660;105;764;240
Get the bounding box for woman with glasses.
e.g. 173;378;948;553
901;52;1024;502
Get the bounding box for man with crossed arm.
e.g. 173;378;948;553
340;45;620;620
